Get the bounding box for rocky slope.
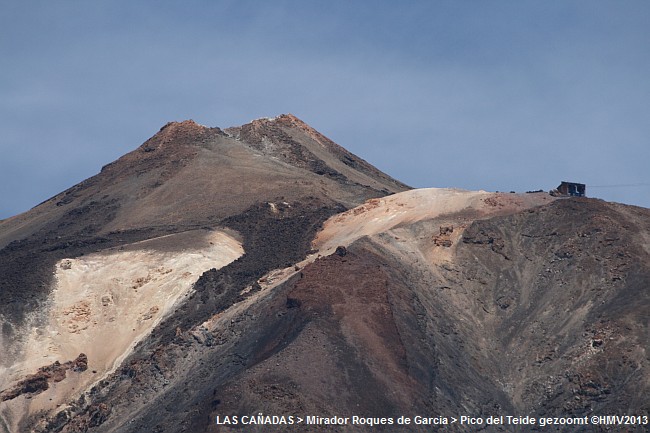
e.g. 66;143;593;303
0;114;407;326
0;116;648;432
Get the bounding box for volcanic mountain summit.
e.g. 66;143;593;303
0;115;648;432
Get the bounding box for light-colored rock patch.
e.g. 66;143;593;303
0;230;242;430
314;188;555;255
314;188;485;254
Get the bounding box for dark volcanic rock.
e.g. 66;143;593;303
1;354;89;402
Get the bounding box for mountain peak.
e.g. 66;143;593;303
229;113;316;138
2;114;408;244
245;113;303;125
133;120;222;155
154;119;212;140
159;118;206;131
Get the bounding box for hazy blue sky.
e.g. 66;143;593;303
2;1;649;219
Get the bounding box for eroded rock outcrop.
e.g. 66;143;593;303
1;354;87;402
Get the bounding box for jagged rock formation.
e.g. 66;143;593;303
0;115;648;432
1;354;87;402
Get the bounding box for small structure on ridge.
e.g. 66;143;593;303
550;181;586;197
